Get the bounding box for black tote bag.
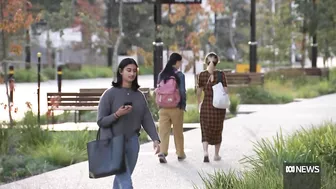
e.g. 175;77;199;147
87;128;126;179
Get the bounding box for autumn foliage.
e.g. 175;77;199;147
162;2;224;71
0;0;38;55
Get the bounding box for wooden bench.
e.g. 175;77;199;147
79;88;153;99
47;88;153;123
64;63;82;71
225;73;265;87
276;68;329;80
47;92;101;123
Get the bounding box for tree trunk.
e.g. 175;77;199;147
0;0;13;127
112;0;124;80
301;17;307;68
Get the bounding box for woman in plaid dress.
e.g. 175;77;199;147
196;52;228;163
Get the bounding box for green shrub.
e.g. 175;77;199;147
16;111;52;149
30;141;86;167
81;66;112;78
229;94;240;115
237;86;293;104
53;130;95;151
196;122;336;189
0;155;58;183
42;68;56;80
187;88;198;104
197;170;241;189
139;129;149;144
147;93;159;122
19;124;51;149
296;80;336;98
13;66;113;83
0;127;12;155
184;109;200;123
14;69;49;82
138;65;153;75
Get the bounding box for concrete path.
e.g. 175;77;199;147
1;93;335;189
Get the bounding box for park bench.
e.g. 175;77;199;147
64;63;82;71
196;72;264;87
275;68;329;80
79;87;153;99
225;73;265;87
47;92;101;123
46;88;153;123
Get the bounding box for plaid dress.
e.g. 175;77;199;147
197;70;227;145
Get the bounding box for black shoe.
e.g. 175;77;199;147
177;155;186;161
158;154;167;163
203;156;209;163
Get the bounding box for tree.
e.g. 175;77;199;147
315;0;336;66
257;0;298;66
0;0;37;126
112;0;124;78
158;2;224;88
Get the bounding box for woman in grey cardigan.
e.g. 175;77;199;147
97;58;161;189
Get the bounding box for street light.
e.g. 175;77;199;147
311;0;318;68
249;0;257;72
153;2;163;88
37;52;42;127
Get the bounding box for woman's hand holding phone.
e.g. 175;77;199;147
116;103;132;117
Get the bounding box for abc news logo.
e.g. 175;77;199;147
285;165;320;174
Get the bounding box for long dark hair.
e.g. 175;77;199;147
159;52;182;84
112;58;140;91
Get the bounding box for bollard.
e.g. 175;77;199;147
57;65;62;92
8;65;14;103
37;52;41;126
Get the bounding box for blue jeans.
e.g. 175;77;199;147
113;134;140;189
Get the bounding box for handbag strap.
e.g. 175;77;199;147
217;71;223;84
96;127;114;140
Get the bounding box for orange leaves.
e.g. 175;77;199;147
168;5;187;24
76;0;102;23
169;43;179;51
176;25;185;32
10;44;22;55
186;32;201;52
207;0;225;13
0;0;34;33
0;102;18;114
25;101;32;110
208;35;216;45
133;47;153;67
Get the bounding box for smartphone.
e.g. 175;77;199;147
124;102;132;106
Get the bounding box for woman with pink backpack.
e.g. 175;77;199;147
155;52;187;163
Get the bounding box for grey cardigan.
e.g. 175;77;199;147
97;87;160;141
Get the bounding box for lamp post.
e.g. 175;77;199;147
153;1;163;88
249;0;257;72
105;0;113;67
311;0;318;68
37;52;41;126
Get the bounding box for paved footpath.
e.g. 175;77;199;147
1;94;336;189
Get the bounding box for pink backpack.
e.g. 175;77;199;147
155;76;181;108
